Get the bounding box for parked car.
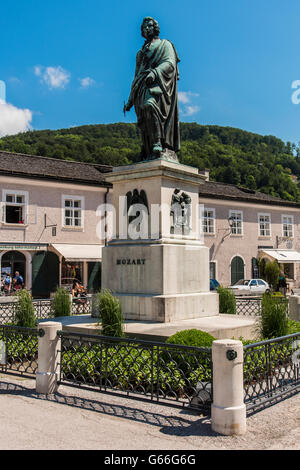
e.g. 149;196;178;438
210;279;220;291
229;279;270;295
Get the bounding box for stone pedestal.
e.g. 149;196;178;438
102;158;219;322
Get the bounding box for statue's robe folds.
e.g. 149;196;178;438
128;38;180;157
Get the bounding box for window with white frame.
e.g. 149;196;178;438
229;210;243;235
202;208;215;234
282;215;294;238
2;190;28;224
258;213;271;237
62;196;84;228
210;261;217;279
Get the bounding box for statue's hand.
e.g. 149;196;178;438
146;71;155;87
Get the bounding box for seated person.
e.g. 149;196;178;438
72;280;87;312
2;273;12;295
13;271;24;290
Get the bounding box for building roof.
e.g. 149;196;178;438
1;150;299;207
199;180;300;208
0;151;113;187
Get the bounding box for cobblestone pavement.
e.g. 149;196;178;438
0;374;299;450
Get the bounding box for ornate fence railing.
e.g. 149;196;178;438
0;297;93;324
0;325;44;377
57;331;213;411
236;296;289;317
243;332;300;412
71;297;92;315
236;297;262;316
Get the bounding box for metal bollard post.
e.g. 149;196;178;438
211;339;246;435
36;321;62;394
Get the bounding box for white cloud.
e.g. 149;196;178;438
0;80;6;102
178;91;199;104
34;65;42;77
0;101;32;137
79;77;95;88
178;91;200;117
183;105;200;116
35;65;70;89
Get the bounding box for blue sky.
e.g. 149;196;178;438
1;0;300;144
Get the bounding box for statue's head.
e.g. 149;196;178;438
141;17;160;40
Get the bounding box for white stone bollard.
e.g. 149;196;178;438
36;321;62;394
211;339;246;435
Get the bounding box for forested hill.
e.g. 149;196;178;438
1;122;300;201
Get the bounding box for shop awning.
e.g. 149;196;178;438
50;244;103;261
260;249;300;263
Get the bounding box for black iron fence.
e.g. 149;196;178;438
1;320;299;415
236;296;289;317
57;331;213;411
0;325;44;377
236;297;262;316
0;297;93;324
243;332;300;412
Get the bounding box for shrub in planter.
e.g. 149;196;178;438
217;286;236;314
258;292;289;339
52;288;71;317
166;329;214;381
96;289;124;337
15;289;36;328
264;261;280;291
166;329;215;348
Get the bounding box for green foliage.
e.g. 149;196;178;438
1;122;300;201
15;290;36;328
258;292;289;339
287;320;300;334
165;329;213;382
61;341;212;395
96;289;124;337
166;329;215;348
3;333;38;363
264;261;280;290
258;258;267;279
217;286;236;314
52;288;71;317
243;340;295;383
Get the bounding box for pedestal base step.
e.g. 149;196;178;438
113;291;219;322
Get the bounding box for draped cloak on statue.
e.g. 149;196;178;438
128;38;180;158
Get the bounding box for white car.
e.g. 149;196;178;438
229;279;270;295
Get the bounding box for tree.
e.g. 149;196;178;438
1;122;300;201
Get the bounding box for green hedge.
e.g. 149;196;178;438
61;341;212;395
15;290;37;328
217;286;236;314
258;292;289;339
166;329;215;348
0;331;38;363
52;288;71;317
96;289;124;337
